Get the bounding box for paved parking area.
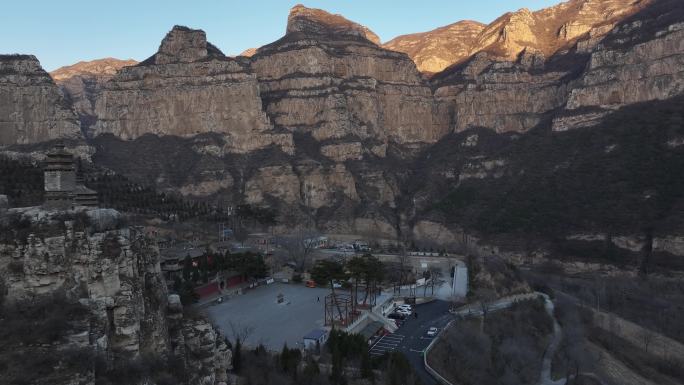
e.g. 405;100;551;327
373;300;453;385
205;283;330;351
369;333;405;356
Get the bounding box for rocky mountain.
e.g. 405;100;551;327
1;0;683;260
50;57;137;82
0;55;81;145
238;47;257;57
50;58;137;134
384;0;650;73
92;26;291;155
383;21;486;73
431;0;684;134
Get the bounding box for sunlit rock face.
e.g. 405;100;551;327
430;0;683;135
287;4;381;45
386;0;650;74
383;20;486;74
91;26;293;155
0;55;81;145
553;8;684;131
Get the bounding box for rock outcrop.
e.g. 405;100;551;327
50;58;137;135
287;4;381;44
0;55;81;145
0;207;231;384
91;26;293;154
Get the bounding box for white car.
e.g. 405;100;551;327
397;304;412;311
427;327;438;337
396;308;412;315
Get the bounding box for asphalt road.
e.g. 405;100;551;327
369;300;454;385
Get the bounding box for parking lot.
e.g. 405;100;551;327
369;300;454;385
369;333;405;356
205;283;330;351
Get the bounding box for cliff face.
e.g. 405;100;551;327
553;3;684;131
431;0;684;134
50;58;137;135
91;26;292;155
251;5;448;150
0;55;81;145
0;207;231;384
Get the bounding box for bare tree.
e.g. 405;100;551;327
228;320;256;344
277;228;320;272
474;288;497;332
640;327;656;353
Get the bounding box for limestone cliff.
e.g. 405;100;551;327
553;2;684;131
251;4;448;151
91;26;293;155
50;58;137;135
431;0;684;134
0;55;81;145
0;206;231;384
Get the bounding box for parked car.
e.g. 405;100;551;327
388;312;407;320
397;304;412;311
427;327;438;337
331;281;342;289
396;308;412;316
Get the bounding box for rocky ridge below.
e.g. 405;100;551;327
0;206;231;385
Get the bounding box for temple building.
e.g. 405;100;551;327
43;143;98;209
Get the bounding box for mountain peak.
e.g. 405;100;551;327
50;58;138;83
286;4;380;45
146;25;225;65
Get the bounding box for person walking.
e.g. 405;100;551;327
317;296;320;302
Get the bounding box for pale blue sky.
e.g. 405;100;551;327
1;0;560;71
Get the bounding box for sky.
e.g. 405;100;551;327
1;0;561;72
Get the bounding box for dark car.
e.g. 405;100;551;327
387;312;407;320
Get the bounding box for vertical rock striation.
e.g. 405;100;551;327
91;26;293;155
251;4;449;153
0;55;81;145
50;58;137;136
